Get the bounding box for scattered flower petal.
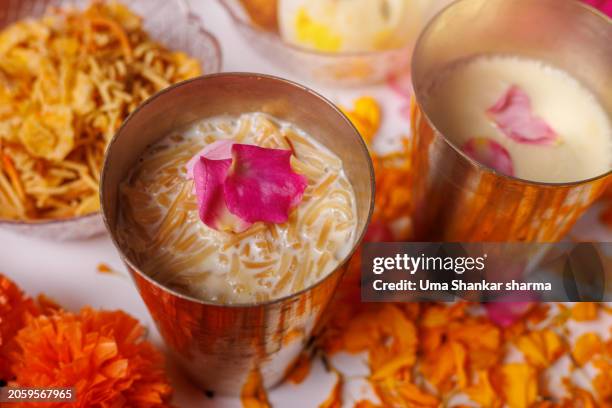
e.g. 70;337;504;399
341;96;382;144
496;363;539;408
487;85;557;145
570;302;599;321
241;369;270;408
485;301;533;327
515;329;565;368
465;370;497;407
572;332;603;366
463;137;515;176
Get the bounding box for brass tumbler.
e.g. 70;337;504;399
100;73;374;394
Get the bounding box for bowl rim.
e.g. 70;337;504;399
410;0;612;188
0;0;223;227
100;72;376;309
0;210;102;227
217;0;415;58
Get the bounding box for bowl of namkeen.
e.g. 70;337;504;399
100;73;374;394
0;0;220;240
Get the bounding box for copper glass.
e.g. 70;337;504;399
410;0;611;242
100;73;374;395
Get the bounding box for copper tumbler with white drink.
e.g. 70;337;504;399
100;73;374;394
410;0;611;242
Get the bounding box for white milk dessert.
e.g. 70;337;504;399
117;113;358;304
423;55;612;183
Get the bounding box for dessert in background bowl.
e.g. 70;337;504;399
0;0;220;240
220;0;428;86
101;73;374;394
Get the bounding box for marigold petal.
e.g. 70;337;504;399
570;303;598;322
496;363;538;408
515;329;565;368
572;332;602;366
0;274;39;381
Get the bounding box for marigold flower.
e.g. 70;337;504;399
10;307;172;408
0;274;39;381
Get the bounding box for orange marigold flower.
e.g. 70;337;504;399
10;307;172;408
0;274;39;381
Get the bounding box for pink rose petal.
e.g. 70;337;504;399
485;291;538;327
186;139;235;178
487;85;557;145
193;156;252;233
485;301;533;327
189;141;307;233
582;0;612;17
462;137;515;176
224;144;307;224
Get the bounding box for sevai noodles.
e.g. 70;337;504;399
0;1;202;220
117;113;358;304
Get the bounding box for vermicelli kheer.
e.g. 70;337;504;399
117;113;358;304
